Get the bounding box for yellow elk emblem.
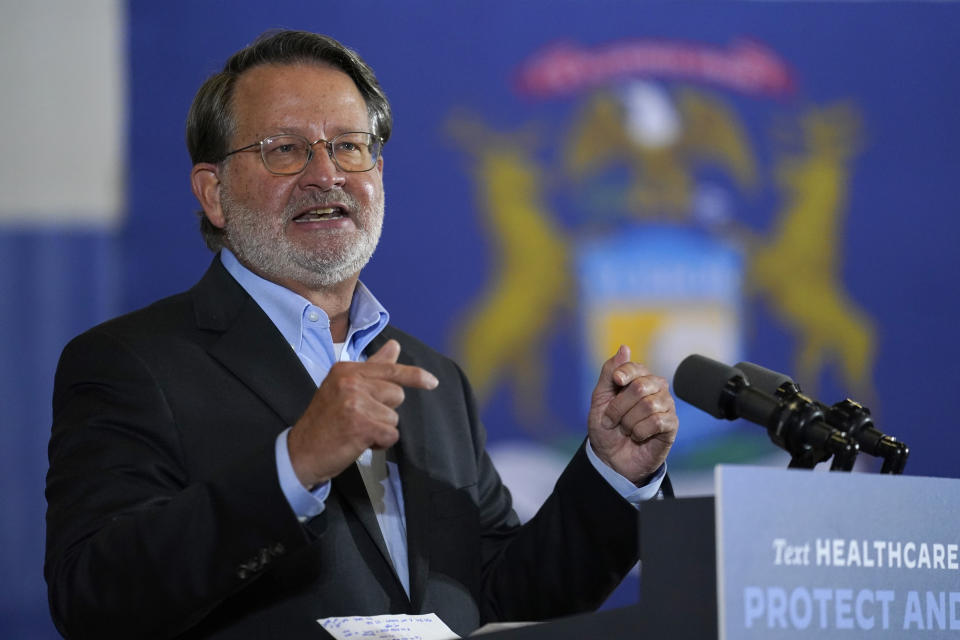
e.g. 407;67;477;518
446;114;570;423
750;105;876;400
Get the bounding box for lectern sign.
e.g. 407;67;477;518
715;466;960;638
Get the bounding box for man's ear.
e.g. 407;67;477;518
191;163;225;229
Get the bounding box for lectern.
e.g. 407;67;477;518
481;465;960;639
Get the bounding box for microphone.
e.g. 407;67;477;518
672;354;773;423
673;354;859;470
734;361;909;474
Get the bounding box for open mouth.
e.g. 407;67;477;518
294;207;347;222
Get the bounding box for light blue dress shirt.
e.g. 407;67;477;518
219;248;665;596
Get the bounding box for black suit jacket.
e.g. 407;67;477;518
45;257;641;639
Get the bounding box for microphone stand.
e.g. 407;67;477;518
825;399;909;474
717;374;860;471
775;393;860;471
735;361;909;475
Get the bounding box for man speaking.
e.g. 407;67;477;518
45;30;679;639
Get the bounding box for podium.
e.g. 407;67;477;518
480;466;960;639
637;495;718;636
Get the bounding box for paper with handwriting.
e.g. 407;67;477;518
318;613;459;640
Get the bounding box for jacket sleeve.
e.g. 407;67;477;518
45;329;310;639
454;364;641;623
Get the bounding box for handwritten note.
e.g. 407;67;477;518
317;613;460;640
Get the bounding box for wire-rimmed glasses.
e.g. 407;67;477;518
223;132;383;174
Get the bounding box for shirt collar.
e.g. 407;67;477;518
219;248;389;359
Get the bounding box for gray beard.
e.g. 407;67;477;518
219;188;383;289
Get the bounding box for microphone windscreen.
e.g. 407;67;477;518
734;361;795;394
673;354;744;419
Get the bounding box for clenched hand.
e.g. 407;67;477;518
587;345;679;485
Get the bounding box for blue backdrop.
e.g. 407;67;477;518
4;2;958;637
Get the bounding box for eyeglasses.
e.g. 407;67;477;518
223;132;383;175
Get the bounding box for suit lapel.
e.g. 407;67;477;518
398;396;431;612
194;258;316;426
368;331;433;611
194;259;401;591
330;463;396;584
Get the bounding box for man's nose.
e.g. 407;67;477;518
298;142;345;190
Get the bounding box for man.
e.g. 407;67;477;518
45;30;679;639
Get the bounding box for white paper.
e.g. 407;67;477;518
318;613;460;640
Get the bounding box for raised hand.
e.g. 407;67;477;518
587;345;678;484
288;339;438;488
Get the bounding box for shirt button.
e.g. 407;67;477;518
307;311;320;322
